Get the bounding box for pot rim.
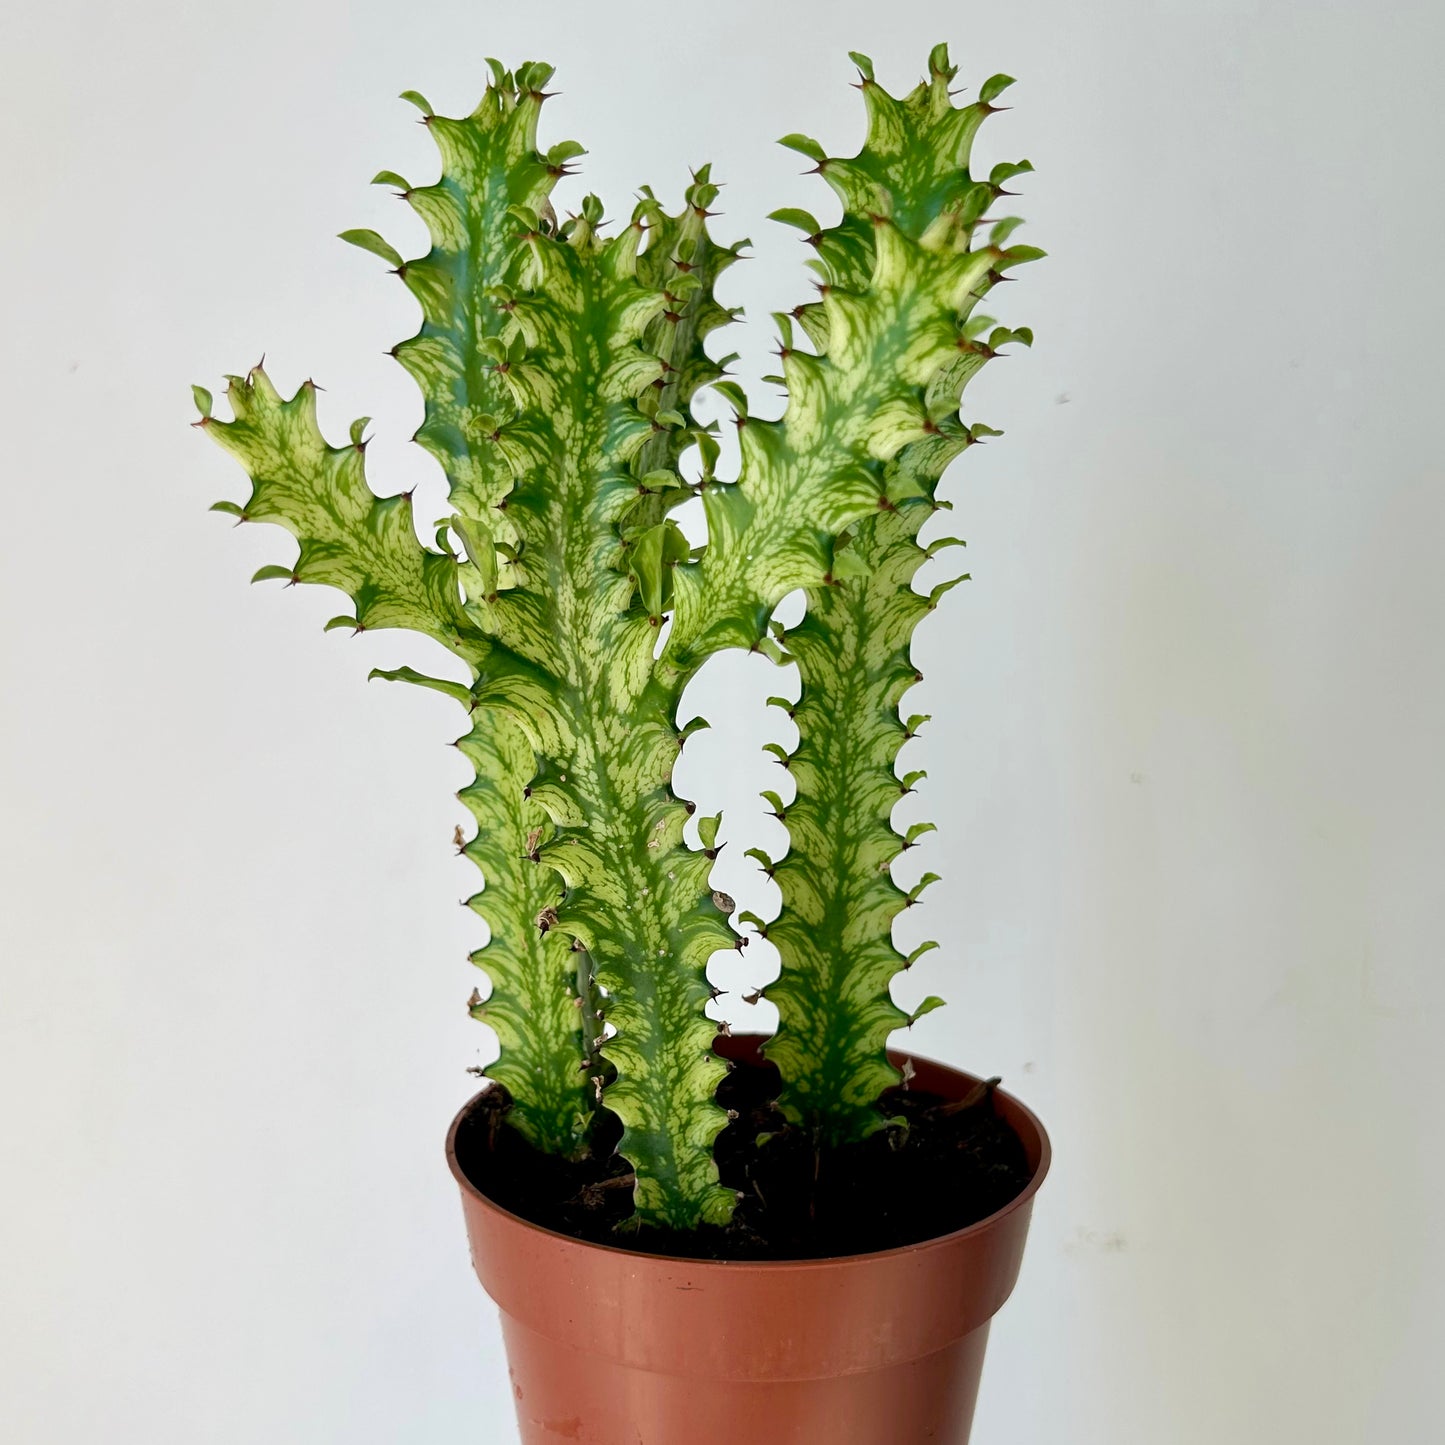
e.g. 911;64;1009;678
445;1045;1051;1272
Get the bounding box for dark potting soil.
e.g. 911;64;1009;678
452;1051;1033;1261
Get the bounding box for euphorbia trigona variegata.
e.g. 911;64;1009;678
195;46;1041;1229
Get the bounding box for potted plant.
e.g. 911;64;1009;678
195;45;1049;1445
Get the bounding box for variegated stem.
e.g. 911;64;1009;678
720;47;1041;1142
459;712;593;1153
380;72;741;1218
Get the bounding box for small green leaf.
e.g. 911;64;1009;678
678;716;711;743
371;169;410;190
736;911;770;934
339;228;404;268
251;564;295;584
399;89;433;115
900;769;927;791
927;573;970;608
760;789;788;818
754;635;787;666
903;822;937;847
450;512;498;597
324;615;359;632
958;182;994;227
697;813;721;850
709;380;749;418
989;216;1027;246
349;416;370;446
997;243;1047;270
547;139;586;164
830;548;871;581
778;133;827;163
928;42;953;75
628;519;689;616
743;847;775;872
979;73;1016;104
990;159;1034;186
848;51;875;80
903;713;931;735
367;666;472;706
905;940;940;969
191;384;213;417
764;696;794;714
762;742;791;764
925;536;966;558
906;995;946;1025
209;500;244;518
769;207;822;235
905;872;941;904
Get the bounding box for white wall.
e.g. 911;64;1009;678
2;1;1441;1440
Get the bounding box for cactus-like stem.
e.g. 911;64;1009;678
735;48;1042;1141
377;70;744;1227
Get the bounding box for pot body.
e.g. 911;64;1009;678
447;1043;1050;1445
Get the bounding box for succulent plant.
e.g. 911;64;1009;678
196;46;1040;1230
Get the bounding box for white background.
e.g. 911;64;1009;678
2;1;1442;1441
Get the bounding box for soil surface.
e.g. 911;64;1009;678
453;1051;1033;1261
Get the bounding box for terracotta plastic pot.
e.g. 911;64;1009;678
446;1040;1050;1445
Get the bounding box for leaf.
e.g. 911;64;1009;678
760;789;788;818
398;89;433;115
743;847;775;872
989;159;1034;187
777;132;827;163
191;384;213;417
989;216;1027;247
848;51;875;80
979;73;1016;104
450;512;498;597
709;380;750;418
338;228;404;268
829;548;870;581
371;169;410;190
696;813;721;850
678;715;711;744
905;872;941;904
209;500;244;518
903;822;937;847
250;564;295;583
349;416;370;446
628;519;689;616
904;940;939;969
367;666;472;706
324;615;359;632
927;573;970;608
906;995;946;1025
736;910;770;934
769;207;822;235
997;243;1047;270
958;182;994;227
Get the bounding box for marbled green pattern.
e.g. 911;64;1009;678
196;49;1039;1225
